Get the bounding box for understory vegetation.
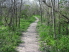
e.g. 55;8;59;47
0;0;37;52
37;0;69;52
0;15;35;52
37;21;69;52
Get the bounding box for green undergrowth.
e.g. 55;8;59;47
33;15;40;18
0;16;36;52
37;22;69;52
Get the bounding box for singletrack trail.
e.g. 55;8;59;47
16;17;41;52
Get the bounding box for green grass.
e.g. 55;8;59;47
37;22;69;52
0;16;36;52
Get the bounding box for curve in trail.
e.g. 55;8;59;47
16;17;41;52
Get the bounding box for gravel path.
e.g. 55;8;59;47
16;17;41;52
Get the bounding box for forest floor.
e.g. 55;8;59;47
16;17;41;52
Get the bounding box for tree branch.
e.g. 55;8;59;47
42;1;69;21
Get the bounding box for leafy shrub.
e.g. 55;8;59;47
37;22;69;52
0;16;36;52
